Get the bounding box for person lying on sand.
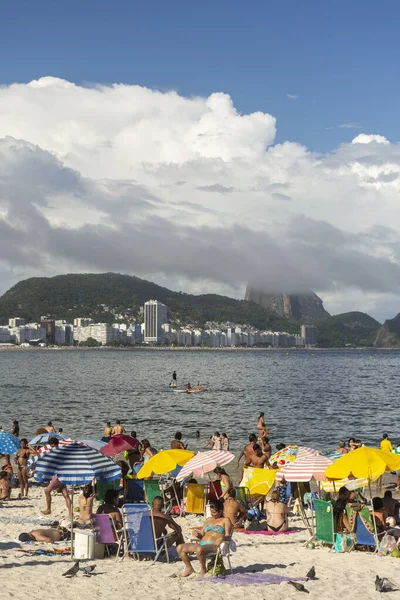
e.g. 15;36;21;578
176;500;232;577
19;526;71;543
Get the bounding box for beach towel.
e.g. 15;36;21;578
17;548;70;556
237;528;300;536
346;505;375;534
198;573;306;586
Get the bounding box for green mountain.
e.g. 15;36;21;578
374;313;400;347
315;311;381;347
0;273;300;332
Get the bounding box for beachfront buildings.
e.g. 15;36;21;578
144;299;168;344
300;325;317;347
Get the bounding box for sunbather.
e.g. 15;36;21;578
177;499;232;577
265;490;290;532
150;496;184;547
223;488;247;529
76;484;94;525
19;526;71;543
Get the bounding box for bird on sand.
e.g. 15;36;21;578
62;561;80;578
306;566;316;581
375;575;396;592
82;564;96;576
288;581;309;593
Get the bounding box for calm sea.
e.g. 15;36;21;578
1;349;399;454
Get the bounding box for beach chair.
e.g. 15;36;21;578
144;479;162;506
119;503;173;562
187;529;235;575
184;483;206;515
207;480;222;501
92;514;121;559
305;498;335;547
126;479;145;503
234;486;250;508
95;478;120;502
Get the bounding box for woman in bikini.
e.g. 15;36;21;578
265;490;290;532
177;500;232;577
77;484;94;526
16;439;36;499
257;412;268;438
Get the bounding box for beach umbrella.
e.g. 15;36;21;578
0;430;20;454
28;438;75;468
29;432;68;446
320;477;369;493
137;449;195;479
100;434;139;456
325;446;400;482
34;441;121;559
176;450;234;482
269;445;320;469
240;467;277;496
79;438;107;451
276;455;333;482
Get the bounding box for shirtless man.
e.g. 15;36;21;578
16;439;36;498
45;422;56;433
104;422;112;438
335;441;348;455
41;438;71;515
261;436;272;459
223;488;248;529
248;444;270;468
236;434;257;469
19;527;70;543
151;496;184;547
171;431;185;450
112;420;125;435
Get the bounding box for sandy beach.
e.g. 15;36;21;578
1;481;399;600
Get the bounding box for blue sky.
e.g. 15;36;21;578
1;0;398;152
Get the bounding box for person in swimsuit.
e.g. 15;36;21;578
171;432;185;450
141;439;157;462
0;471;11;501
265;490;290;532
248;444;270;468
16;438;36;498
103;422;112;441
150;496;184;547
11;420;20;437
77;484;94;526
213;467;232;499
257;412;268;437
45;422;56;433
221;433;229;451
177;500;232;577
96;489;123;528
112;421;125;435
223;488;248;529
19;527;71;543
261;436;272;459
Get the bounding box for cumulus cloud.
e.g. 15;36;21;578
1;77;400;319
287;94;298;100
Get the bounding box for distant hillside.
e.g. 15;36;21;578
0;273;300;332
316;312;381;347
375;313;400;347
245;286;330;322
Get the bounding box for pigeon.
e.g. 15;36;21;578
62;560;80;578
82;564;96;576
306;566;316;581
288;581;310;593
375;575;397;592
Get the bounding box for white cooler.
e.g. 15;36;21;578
73;530;95;560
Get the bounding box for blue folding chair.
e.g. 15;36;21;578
354;513;377;548
120;503;172;562
126;479;145;502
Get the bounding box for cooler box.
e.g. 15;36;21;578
73;530;95;559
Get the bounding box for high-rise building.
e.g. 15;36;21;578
301;325;317;347
9;317;25;328
144;300;168;343
40;319;56;345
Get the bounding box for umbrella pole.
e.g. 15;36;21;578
368;479;379;549
297;482;312;536
70;487;74;559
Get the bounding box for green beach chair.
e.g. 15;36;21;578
144;479;162;506
305;498;335;547
95;478;120;503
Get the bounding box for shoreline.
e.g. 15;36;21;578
0;345;382;352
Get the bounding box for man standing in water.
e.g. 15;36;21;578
172;371;177;384
112;420;125;435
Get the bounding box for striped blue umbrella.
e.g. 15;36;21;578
79;439;107;451
29;433;68;446
0;430;20;454
34;441;121;485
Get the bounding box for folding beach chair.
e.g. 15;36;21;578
187;529;235;575
95;478;120;502
207;480;222;501
119;503;173;562
144;479;162;506
305;498;335;547
126;479;145;503
234;486;250;508
184;483;206;515
92;514;122;559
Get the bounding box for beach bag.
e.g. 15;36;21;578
379;534;397;555
207;553;226;576
335;532;355;553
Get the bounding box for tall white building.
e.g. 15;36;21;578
74;323;121;345
144;300;168;343
9;317;25;328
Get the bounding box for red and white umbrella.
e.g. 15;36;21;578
276;454;333;482
176;450;234;481
28;438;77;467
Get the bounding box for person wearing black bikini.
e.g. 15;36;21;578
16;439;36;499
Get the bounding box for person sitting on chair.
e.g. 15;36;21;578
177;500;232;577
150;496;184;547
96;489;123;528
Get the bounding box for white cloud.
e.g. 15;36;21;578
338;123;361;129
287;93;298;100
0;77;400;320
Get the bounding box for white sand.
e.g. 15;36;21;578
0;486;399;600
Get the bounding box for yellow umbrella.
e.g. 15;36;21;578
320;477;369;493
136;449;195;479
325;446;400;483
240;467;278;496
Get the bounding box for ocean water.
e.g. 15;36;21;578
1;348;399;454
